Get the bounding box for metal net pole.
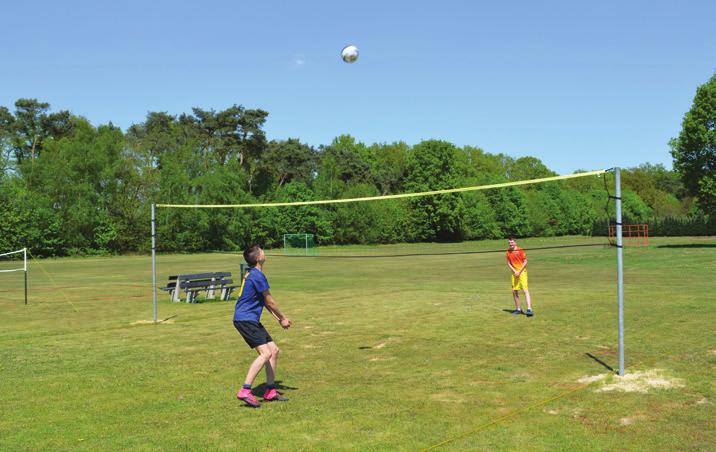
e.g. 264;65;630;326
152;204;157;323
615;168;625;376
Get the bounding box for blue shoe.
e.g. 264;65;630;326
526;309;534;317
511;309;523;315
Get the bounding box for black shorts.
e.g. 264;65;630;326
233;320;273;349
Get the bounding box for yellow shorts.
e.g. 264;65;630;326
511;270;528;291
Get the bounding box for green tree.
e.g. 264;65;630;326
670;74;716;215
5;99;73;164
367;141;409;195
263;138;317;188
461;146;512;183
0;106;14;175
622;163;687;217
462;189;502;240
26;120;131;253
258;182;335;246
508;156;556;181
405;140;465;242
319;135;373;185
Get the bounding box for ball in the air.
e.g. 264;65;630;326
341;45;359;63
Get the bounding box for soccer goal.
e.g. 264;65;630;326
609;223;648;247
283;233;317;256
0;248;28;305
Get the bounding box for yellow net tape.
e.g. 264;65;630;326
157;169;606;209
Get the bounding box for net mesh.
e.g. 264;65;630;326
153;170;613;257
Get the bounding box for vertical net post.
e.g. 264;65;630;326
152;204;157;323
23;248;28;305
615;168;625;376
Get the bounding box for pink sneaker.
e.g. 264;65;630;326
263;388;289;401
237;388;260;407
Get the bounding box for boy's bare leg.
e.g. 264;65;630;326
244;344;272;386
260;342;287;401
512;290;522;311
263;342;279;386
523;289;532;310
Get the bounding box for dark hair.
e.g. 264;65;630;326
243;245;262;266
508;236;517;241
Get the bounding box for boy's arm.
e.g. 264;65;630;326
263;290;291;329
506;257;519;275
517;258;527;276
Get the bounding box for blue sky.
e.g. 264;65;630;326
2;0;714;174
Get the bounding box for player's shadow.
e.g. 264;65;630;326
502;309;519;315
585;352;615;373
253;380;299;394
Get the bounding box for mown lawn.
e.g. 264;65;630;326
1;236;714;450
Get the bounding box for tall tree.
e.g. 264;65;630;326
508;156;556;181
5;99;73;164
263;138;316;187
183;105;268;192
0;106;13;175
319;135;373;185
367;141;409;195
671;74;716;215
405;140;465;241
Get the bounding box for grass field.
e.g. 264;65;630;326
1;236;714;450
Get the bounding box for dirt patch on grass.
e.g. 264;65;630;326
619;414;647;425
429;392;467;403
131;319;175;325
578;374;608;384
369;356;389;362
579;369;685;393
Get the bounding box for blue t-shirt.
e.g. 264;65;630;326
233;267;270;322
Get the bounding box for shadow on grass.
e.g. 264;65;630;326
253;380;299;394
585;352;615;373
501;309;521;315
237;381;299;408
656;244;716;249
191;298;234;304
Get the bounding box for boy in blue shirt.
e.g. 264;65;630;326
234;245;292;407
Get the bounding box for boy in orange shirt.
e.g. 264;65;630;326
506;237;534;317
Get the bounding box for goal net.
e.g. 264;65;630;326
0;248;28;304
283;233;318;256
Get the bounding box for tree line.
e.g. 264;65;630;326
1;77;714;256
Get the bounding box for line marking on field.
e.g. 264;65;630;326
27;250;78;312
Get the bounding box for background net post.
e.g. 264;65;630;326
24;248;27;305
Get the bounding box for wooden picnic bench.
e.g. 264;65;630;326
158;264;248;303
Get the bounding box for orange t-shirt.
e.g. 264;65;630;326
506;246;527;271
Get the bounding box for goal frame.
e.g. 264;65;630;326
0;248;28;305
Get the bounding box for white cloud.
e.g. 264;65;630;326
293;54;306;67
